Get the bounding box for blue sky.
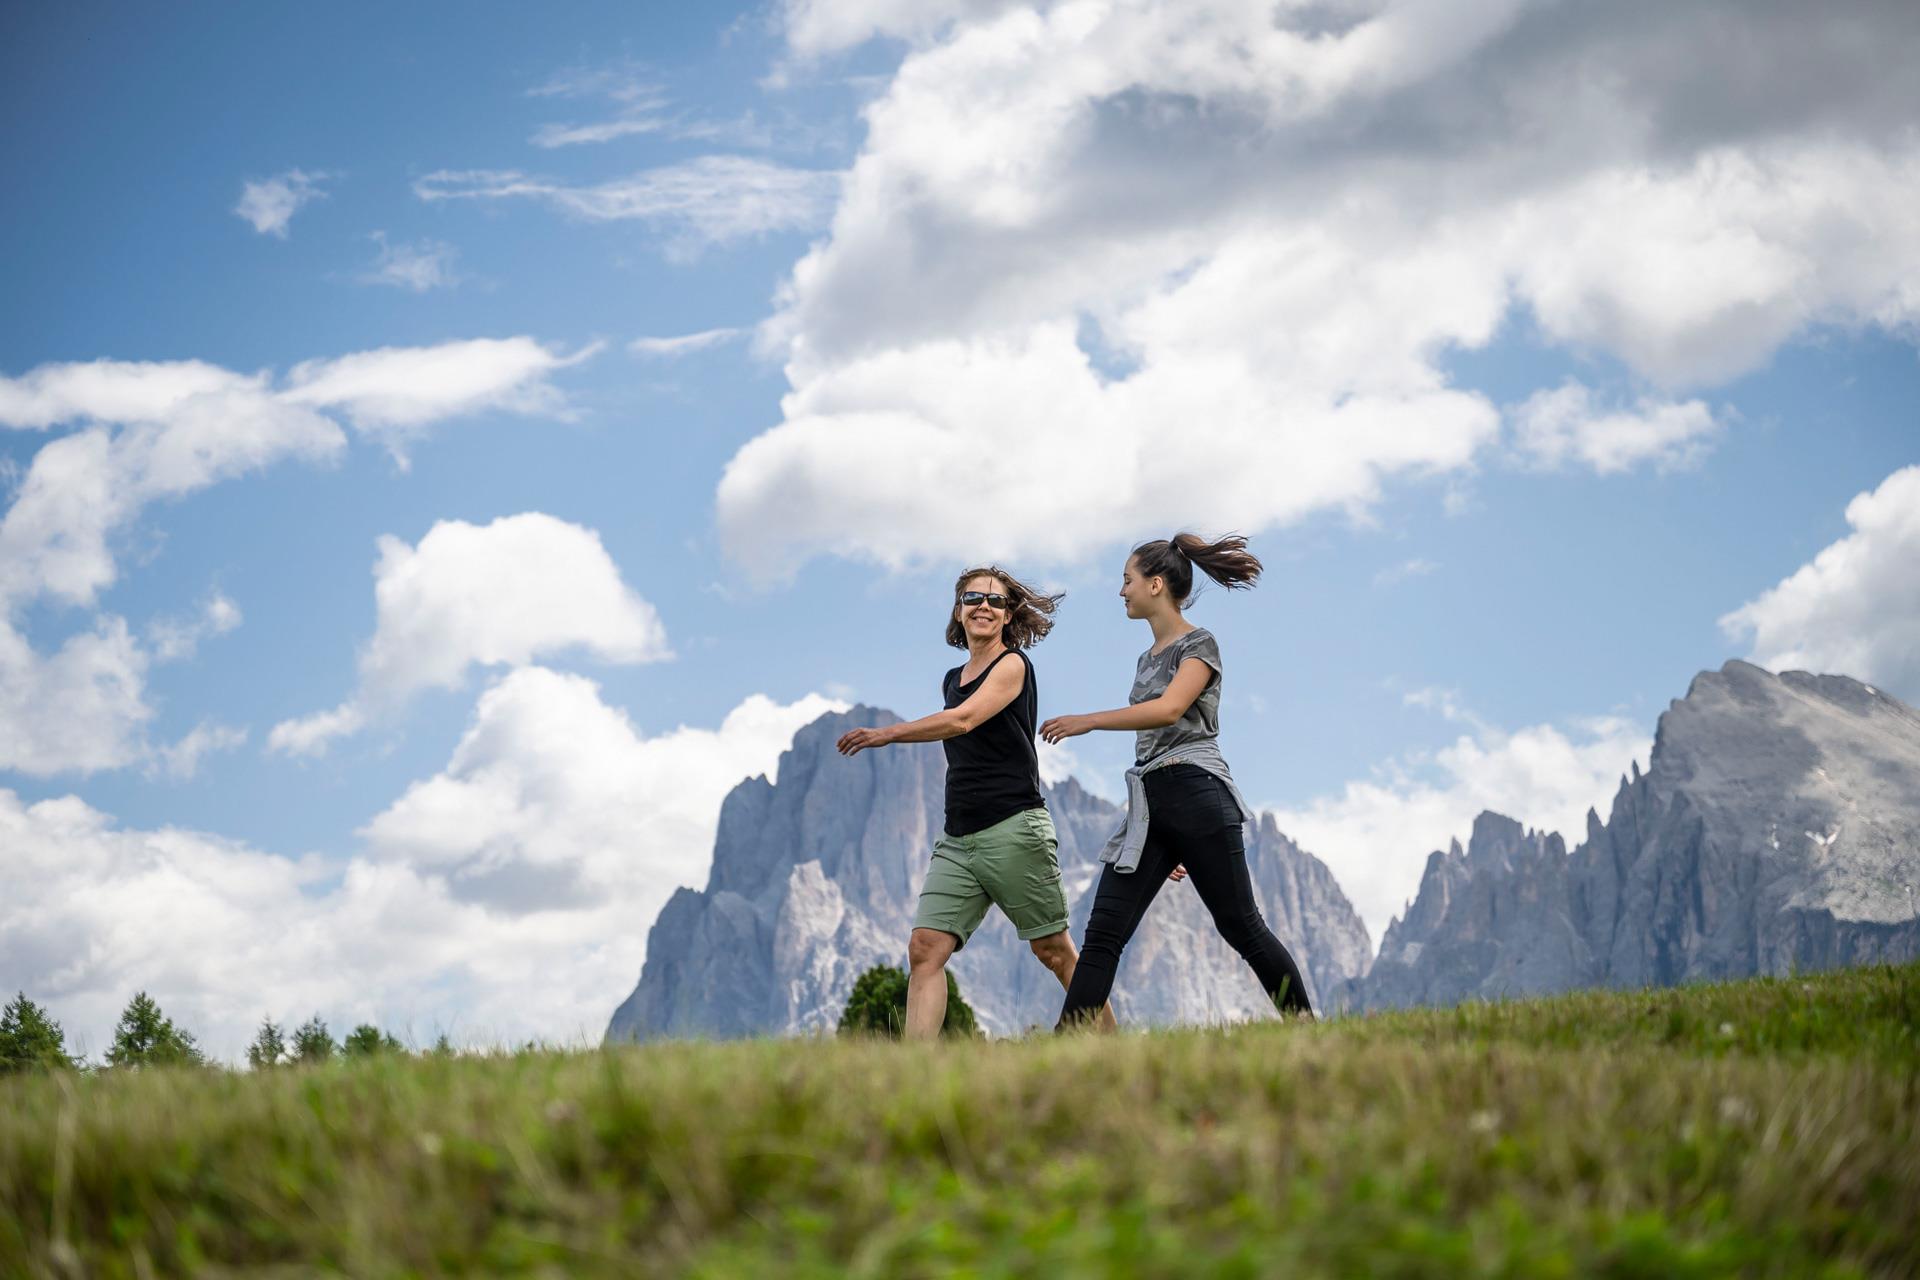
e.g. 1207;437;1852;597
4;0;1917;1057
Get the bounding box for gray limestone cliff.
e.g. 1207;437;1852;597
1346;661;1920;1011
606;705;1372;1040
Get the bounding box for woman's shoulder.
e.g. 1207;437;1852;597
998;647;1035;682
956;647;1029;684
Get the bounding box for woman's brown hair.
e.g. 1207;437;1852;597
1131;532;1262;607
945;566;1064;650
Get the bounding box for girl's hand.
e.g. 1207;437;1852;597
837;726;889;756
1039;714;1095;744
1169;865;1187;882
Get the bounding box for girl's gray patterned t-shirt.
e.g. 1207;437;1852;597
1129;628;1223;764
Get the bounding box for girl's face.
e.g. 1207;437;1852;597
956;574;1010;645
1119;557;1160;619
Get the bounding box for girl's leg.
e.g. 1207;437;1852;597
1152;770;1315;1016
1056;836;1179;1028
1180;819;1314;1014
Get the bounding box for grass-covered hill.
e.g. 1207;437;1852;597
3;963;1916;1277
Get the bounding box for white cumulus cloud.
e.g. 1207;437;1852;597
1719;465;1920;700
716;0;1920;577
362;668;846;916
0;684;844;1060
0;366;345;610
0;340;592;776
270;514;670;756
0;357;334;773
780;0;1020;58
0;617;150;777
1512;381;1721;474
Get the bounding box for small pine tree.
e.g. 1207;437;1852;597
291;1016;336;1064
246;1017;287;1070
342;1024;404;1057
105;992;203;1069
429;1033;455;1057
838;964;979;1038
0;992;80;1072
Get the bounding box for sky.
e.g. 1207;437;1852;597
2;0;1917;1059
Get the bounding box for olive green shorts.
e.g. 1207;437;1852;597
913;806;1070;949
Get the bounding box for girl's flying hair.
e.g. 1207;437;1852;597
1131;532;1262;606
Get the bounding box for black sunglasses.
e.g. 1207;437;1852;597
958;591;1012;610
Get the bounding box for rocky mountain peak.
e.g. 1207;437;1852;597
1346;662;1920;1012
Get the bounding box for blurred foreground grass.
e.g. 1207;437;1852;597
2;962;1916;1277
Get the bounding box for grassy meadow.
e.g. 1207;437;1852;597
2;961;1916;1277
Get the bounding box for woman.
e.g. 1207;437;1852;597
1042;533;1314;1027
838;567;1113;1038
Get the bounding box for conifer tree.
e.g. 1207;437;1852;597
246;1017;287;1070
105;992;203;1069
837;964;979;1038
343;1024;404;1057
291;1015;337;1064
0;992;80;1072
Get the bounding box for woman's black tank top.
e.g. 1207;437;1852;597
941;648;1044;837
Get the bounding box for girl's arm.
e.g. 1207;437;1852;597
1039;656;1213;744
837;657;1026;755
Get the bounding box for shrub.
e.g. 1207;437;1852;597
838;964;978;1038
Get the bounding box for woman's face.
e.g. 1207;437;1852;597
956;574;1011;645
1119;557;1158;619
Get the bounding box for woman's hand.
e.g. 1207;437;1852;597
836;726;891;756
1169;865;1187;882
1039;714;1096;744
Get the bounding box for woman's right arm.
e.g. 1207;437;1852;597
837;659;1026;755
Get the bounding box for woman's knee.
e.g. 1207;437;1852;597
1028;931;1074;964
908;928;954;970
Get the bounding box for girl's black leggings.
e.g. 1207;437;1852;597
1058;764;1313;1025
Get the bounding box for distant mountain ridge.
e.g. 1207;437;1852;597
1345;660;1920;1011
609;662;1920;1038
606;706;1372;1040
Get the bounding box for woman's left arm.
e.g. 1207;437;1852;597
1040;657;1214;743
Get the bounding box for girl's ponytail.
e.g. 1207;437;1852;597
1173;531;1261;590
1132;532;1262;606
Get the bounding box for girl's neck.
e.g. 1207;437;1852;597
1146;607;1193;652
965;634;1008;668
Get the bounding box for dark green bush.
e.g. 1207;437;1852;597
838;964;978;1038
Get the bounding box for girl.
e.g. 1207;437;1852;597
1041;534;1313;1027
